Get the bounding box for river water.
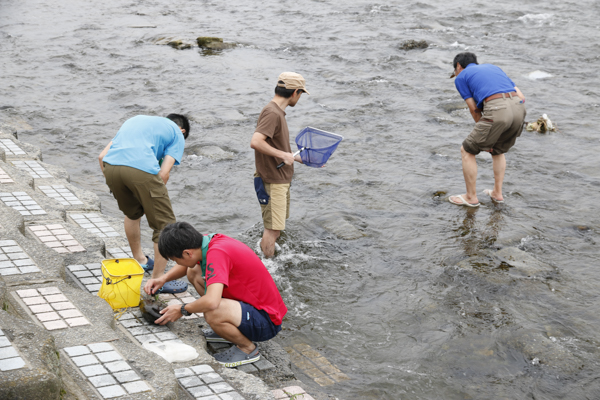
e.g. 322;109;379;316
2;0;600;398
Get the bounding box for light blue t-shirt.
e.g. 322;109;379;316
455;63;516;110
103;115;185;175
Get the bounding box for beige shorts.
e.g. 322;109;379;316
463;95;526;156
260;181;290;231
103;163;175;242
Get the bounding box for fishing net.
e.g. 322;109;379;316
295;127;343;168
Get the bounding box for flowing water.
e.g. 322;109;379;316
2;1;600;398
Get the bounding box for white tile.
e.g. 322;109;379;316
88;342;114;353
63;345;90;357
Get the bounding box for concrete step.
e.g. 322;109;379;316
0;309;62;400
0;128;293;400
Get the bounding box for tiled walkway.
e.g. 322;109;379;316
11;160;53;179
0;240;40;275
118;309;179;345
69;213;120;238
0;192;46;215
285;344;349;386
39;185;84;206
0;167;14;183
175;364;243;400
63;342;152;398
272;386;315;400
28;224;85;253
67;263;103;294
0;139;26;156
106;246;133;259
16;287;90;330
0;328;26;372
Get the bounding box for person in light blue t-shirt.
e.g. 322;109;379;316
448;52;526;208
98;114;190;290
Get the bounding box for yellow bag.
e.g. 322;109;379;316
98;258;144;310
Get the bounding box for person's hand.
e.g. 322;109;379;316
282;152;295;166
158;169;170;184
154;304;182;325
144;278;164;295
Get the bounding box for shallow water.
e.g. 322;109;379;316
2;0;600;398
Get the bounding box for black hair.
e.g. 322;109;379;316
453;52;478;70
274;82;299;98
158;221;203;259
166;114;191;139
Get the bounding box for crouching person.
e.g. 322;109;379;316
143;221;287;367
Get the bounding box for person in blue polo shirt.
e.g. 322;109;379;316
98;114;190;293
448;52;526;207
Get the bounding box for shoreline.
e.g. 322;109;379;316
0;124;327;400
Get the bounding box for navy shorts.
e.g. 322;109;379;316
237;301;281;342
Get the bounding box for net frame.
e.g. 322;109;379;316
295;126;343;168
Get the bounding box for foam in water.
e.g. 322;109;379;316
526;70;553;80
518;13;554;26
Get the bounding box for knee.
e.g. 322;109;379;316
461;143;478;157
204;310;216;325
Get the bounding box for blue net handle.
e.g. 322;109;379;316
295;127;343;168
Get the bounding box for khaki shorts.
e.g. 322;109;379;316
463;95;526;156
103;164;176;242
255;175;290;231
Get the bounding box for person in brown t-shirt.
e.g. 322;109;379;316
250;72;309;258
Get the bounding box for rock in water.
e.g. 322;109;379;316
315;214;365;240
153;37;194;50
399;40;428;50
197;37;237;50
188;145;235;161
494;247;554;277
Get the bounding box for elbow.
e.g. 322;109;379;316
205;299;220;312
250;139;258;150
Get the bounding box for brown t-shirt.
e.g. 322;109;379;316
254;101;294;184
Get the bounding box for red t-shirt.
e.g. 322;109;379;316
205;234;287;325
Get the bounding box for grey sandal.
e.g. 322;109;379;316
202;328;232;343
213;344;260;367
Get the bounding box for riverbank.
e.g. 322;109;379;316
0;122;326;400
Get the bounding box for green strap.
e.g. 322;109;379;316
201;233;217;274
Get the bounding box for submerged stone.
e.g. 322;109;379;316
399;39;428;50
197;37;237;50
153;37;194;50
315;214;365;240
494;247;554;277
188;145;235;161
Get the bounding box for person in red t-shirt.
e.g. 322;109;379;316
143;221;287;367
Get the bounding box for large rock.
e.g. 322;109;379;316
188;145;235;161
495;247;554;277
196;37;237;50
314;213;365;240
399;39;428;50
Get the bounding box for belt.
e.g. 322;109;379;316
484;91;518;102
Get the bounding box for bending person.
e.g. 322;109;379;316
99;114;190;293
449;52;526;207
144;221;288;368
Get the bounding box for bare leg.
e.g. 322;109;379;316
450;146;479;204
124;216;147;265
151;242;168;279
204;298;256;354
491;153;506;201
260;228;280;258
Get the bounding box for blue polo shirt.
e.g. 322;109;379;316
103;115;185;175
455;63;516;110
